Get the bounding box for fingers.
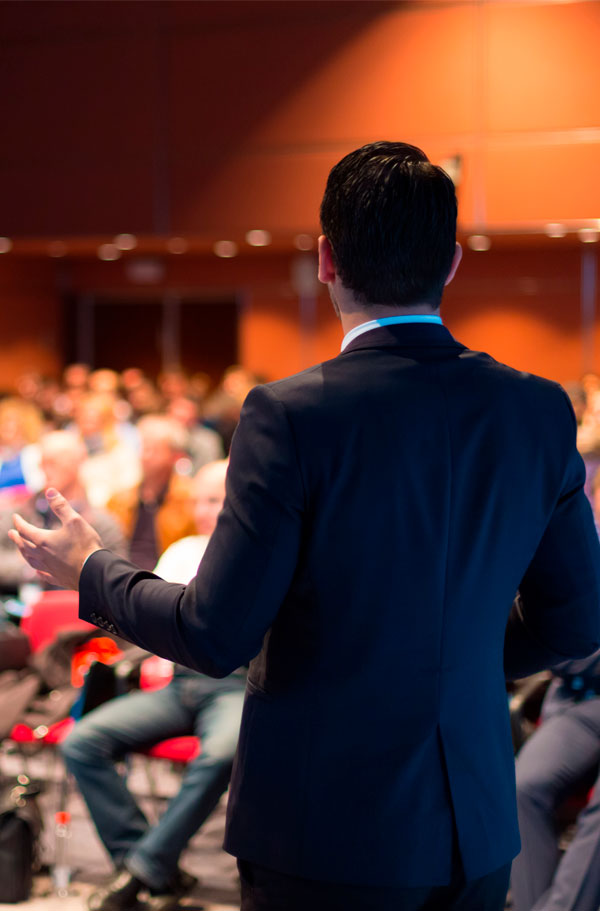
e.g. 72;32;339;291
7;529;21;548
8;528;47;572
46;488;79;526
12;513;46;546
35;570;55;584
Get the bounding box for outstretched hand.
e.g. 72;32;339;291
9;488;103;590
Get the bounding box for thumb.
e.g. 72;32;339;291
45;488;78;525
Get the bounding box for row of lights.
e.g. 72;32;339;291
467;222;600;252
0;230;315;260
2;225;598;258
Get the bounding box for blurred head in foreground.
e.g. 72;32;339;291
193;459;228;536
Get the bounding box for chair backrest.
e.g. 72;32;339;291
145;736;200;762
139;655;174;691
20;590;94;653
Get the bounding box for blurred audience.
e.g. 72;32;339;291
581;373;600;400
157;369;190;404
106;415;196;571
0;363;257;896
0;360;255;596
126;379;163;421
64;362;91;392
167;396;223;472
89;368;120;397
189;370;211;404
0;397;45;504
0;361;260;514
74;393;140;508
202;364;259;452
0;431;126;596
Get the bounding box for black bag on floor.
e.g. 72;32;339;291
0;778;43;902
0;620;31;672
0;669;40;739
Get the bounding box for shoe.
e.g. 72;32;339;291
87;871;146;911
145;869;198;911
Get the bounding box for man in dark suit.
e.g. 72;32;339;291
11;141;600;911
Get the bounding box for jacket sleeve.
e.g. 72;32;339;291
79;384;305;676
505;391;600;680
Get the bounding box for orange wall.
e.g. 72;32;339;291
0;259;63;391
0;245;595;389
0;1;599;389
1;0;599;237
444;248;589;384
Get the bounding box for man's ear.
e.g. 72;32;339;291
444;242;463;286
318;235;336;285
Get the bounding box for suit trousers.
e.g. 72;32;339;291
511;689;600;911
237;859;511;911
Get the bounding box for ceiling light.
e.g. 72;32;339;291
544;223;567;239
245;229;271;247
578;228;599;244
294;234;314;251
0;237;13;254
98;243;122;261
114;233;137;251
166;237;189;254
213;240;238;258
467;235;491;252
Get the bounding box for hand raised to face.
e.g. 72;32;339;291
9;488;103;590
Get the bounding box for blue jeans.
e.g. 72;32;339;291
61;676;245;889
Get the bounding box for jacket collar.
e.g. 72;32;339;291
340;321;465;355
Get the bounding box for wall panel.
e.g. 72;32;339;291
486;2;600;132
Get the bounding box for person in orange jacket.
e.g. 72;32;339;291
106;415;196;570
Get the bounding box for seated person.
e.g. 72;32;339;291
106;415;196;571
75;392;141;508
0;430;125;596
60;460;245;911
167;396;223;472
511;648;600;911
0;396;45;505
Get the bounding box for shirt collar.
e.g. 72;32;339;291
340;314;443;352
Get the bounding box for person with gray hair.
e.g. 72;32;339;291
0;430;125;595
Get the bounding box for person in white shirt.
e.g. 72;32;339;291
153;460;228;583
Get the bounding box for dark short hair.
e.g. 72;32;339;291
320;141;457;309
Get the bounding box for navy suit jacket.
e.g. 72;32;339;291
80;323;600;887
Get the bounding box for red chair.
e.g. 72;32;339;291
134;656;201;811
20;590;95;652
139;655;176;691
139;656;201;756
146;737;201;762
10;590;119;748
